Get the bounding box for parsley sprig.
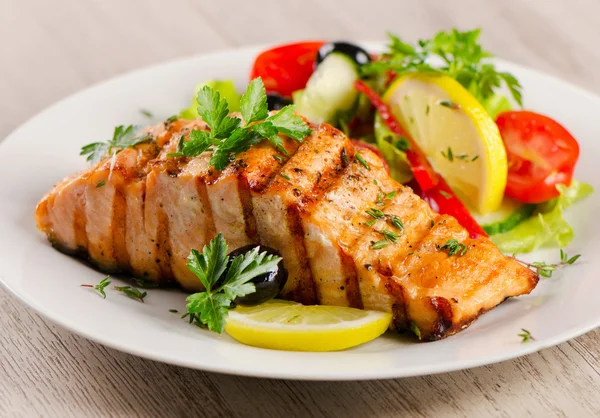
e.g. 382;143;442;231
185;233;282;333
80;125;152;164
178;78;311;170
362;29;523;107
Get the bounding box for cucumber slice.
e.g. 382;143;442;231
482;204;536;235
294;53;359;124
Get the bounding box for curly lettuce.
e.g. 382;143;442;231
491;181;593;253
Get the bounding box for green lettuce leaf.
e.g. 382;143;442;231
180;80;241;120
481;93;513;120
491;181;593;253
373;112;413;184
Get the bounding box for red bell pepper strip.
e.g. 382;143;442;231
354;80;487;238
354;80;438;191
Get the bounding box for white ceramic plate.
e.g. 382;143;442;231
1;43;599;381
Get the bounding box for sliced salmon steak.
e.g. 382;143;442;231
35;117;538;340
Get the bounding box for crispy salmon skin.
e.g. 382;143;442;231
35;117;538;340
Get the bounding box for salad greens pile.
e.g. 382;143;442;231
491;181;593;253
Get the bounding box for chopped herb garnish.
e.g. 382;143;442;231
165;115;178;124
439;190;451;198
377;229;400;244
441;239;468;256
140;109;153;119
80;276;111;299
114;286;147;303
441;146;454;162
512;249;581;278
375;191;385;206
180;78;310;170
273;154;286;163
430;220;435;228
388;215;404;230
80;125;152;164
371;240;389;250
167;135;186;157
96;180;106;188
518;328;534;343
385;190;397;200
373;179;378;186
394;137;410;151
437;100;459;109
169;309;179;313
410;321;422;339
280;172;291;181
471;155;479;162
425;105;430;116
366;208;385;220
185;233;282;333
364;219;377;227
356;153;370;170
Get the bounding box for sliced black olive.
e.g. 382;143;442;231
266;93;293;111
225;244;288;306
315;42;371;68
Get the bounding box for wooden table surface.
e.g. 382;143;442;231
2;0;600;416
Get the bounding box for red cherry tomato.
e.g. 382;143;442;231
250;41;325;97
496;111;580;203
351;140;390;174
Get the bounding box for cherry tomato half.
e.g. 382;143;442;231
250;41;325;97
496;111;580;203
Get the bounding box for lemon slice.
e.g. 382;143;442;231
225;300;391;352
384;74;507;214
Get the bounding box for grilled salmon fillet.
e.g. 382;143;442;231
36;117;538;340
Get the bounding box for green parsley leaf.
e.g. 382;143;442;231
80;142;110;165
241;78;269;124
96;180;106;188
181;78;311;170
182;130;212;157
80;125;152;164
363;29;523;107
185;233;282;333
266;105;312;141
253;121;288;155
196;86;230;132
186;233;229;290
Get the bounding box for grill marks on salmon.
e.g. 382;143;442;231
35;118;538;340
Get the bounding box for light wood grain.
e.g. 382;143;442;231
2;0;600;416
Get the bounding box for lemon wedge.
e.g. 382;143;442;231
225;300;391;351
384;74;507;214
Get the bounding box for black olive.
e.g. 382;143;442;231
266;93;293;111
225;244;288;306
315;42;371;68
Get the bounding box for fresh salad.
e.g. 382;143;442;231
180;29;592;254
